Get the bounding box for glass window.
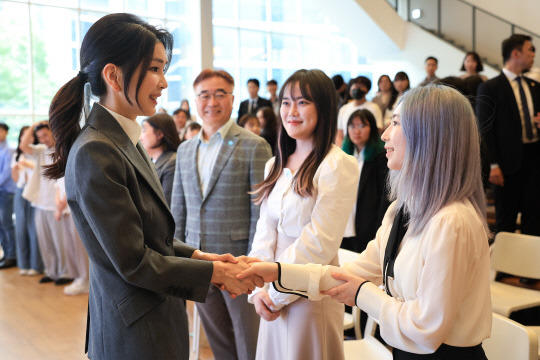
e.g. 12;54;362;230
0;2;31;114
168;21;194;61
270;0;299;23
166;0;191;19
80;0;122;12
302;37;330;65
31;5;79;114
271;68;296;89
214;26;238;61
239;0;266;22
300;2;326;24
164;66;194;108
271;33;300;64
213;0;237;22
80;12;102;40
126;0;166;19
239;29;267;62
31;0;77;7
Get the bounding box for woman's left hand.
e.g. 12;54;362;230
192;250;237;263
320;272;367;307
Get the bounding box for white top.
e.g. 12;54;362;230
10;153;35;189
337;100;383;131
26;144;56;211
99;103;141;145
275;200;492;354
343;148;364;237
54;177;70;215
248;145;359;310
502;68;539;143
196;119;234;196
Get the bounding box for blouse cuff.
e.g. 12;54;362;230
354;280;370;307
355;281;386;321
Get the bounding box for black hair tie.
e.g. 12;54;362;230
77;70;88;83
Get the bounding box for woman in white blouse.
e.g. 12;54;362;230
241;85;491;359
248;69;360;360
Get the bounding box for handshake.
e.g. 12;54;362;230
192;250;265;298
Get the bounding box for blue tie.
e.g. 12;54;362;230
515;76;534;140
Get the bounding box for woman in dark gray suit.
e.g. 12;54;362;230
140;113;180;206
43;13;260;360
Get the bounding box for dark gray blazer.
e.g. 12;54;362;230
65;104;213;360
154;150;176;207
171;122;272;256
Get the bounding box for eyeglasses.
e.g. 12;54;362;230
196;90;232;101
348;123;369;130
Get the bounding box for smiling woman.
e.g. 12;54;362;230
247;69;360;360
39;13;258;360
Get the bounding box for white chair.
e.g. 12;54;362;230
490;232;540;317
343;315;392;360
527;326;540;359
483;313;538;360
338;248;363;339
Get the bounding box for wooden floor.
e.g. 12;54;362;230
0;267;214;359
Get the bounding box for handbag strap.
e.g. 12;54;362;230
383;206;409;296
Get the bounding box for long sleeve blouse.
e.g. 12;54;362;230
248;145;359;309
274;200;492;354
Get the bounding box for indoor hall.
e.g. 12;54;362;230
1;0;539;359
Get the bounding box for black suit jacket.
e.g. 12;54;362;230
476;72;540;175
237;97;273;120
341;151;389;253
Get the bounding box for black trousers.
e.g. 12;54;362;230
393;344;487;360
495;141;540;236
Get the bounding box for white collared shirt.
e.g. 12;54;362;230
197;120;234;196
502;68;539;143
97;103;141;145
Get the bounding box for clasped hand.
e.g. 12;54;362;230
192;251;264;298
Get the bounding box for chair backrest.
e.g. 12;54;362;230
491;232;540;279
338;248;359;266
483;313;538;360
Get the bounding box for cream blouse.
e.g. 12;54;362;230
248;145;359;309
275;200;492;354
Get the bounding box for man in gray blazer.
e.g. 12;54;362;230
172;69;272;360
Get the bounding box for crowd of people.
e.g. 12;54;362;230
0;11;538;360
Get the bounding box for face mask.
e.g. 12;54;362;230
352;88;366;100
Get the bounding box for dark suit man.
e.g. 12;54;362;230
172;70;272;360
476;34;540;235
237;78;273;120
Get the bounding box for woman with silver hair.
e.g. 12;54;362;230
240;84;491;359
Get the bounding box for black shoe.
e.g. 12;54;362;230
55;278;73;286
39;276;54;283
0;258;17;269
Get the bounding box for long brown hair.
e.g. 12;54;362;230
253;69;337;203
44;13;173;179
143;113;181;152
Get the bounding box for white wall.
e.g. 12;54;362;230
463;0;540;35
312;0;498;86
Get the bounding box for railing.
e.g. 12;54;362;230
385;0;540;70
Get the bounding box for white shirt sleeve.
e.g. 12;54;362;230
356;212;488;353
248;158;278;302
267;152;360;309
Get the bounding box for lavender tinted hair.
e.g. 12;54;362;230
388;84;488;236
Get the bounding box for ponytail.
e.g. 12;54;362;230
43;13;174;180
43;71;86;179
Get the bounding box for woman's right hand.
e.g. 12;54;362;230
237;262;279;283
253;291;281;322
